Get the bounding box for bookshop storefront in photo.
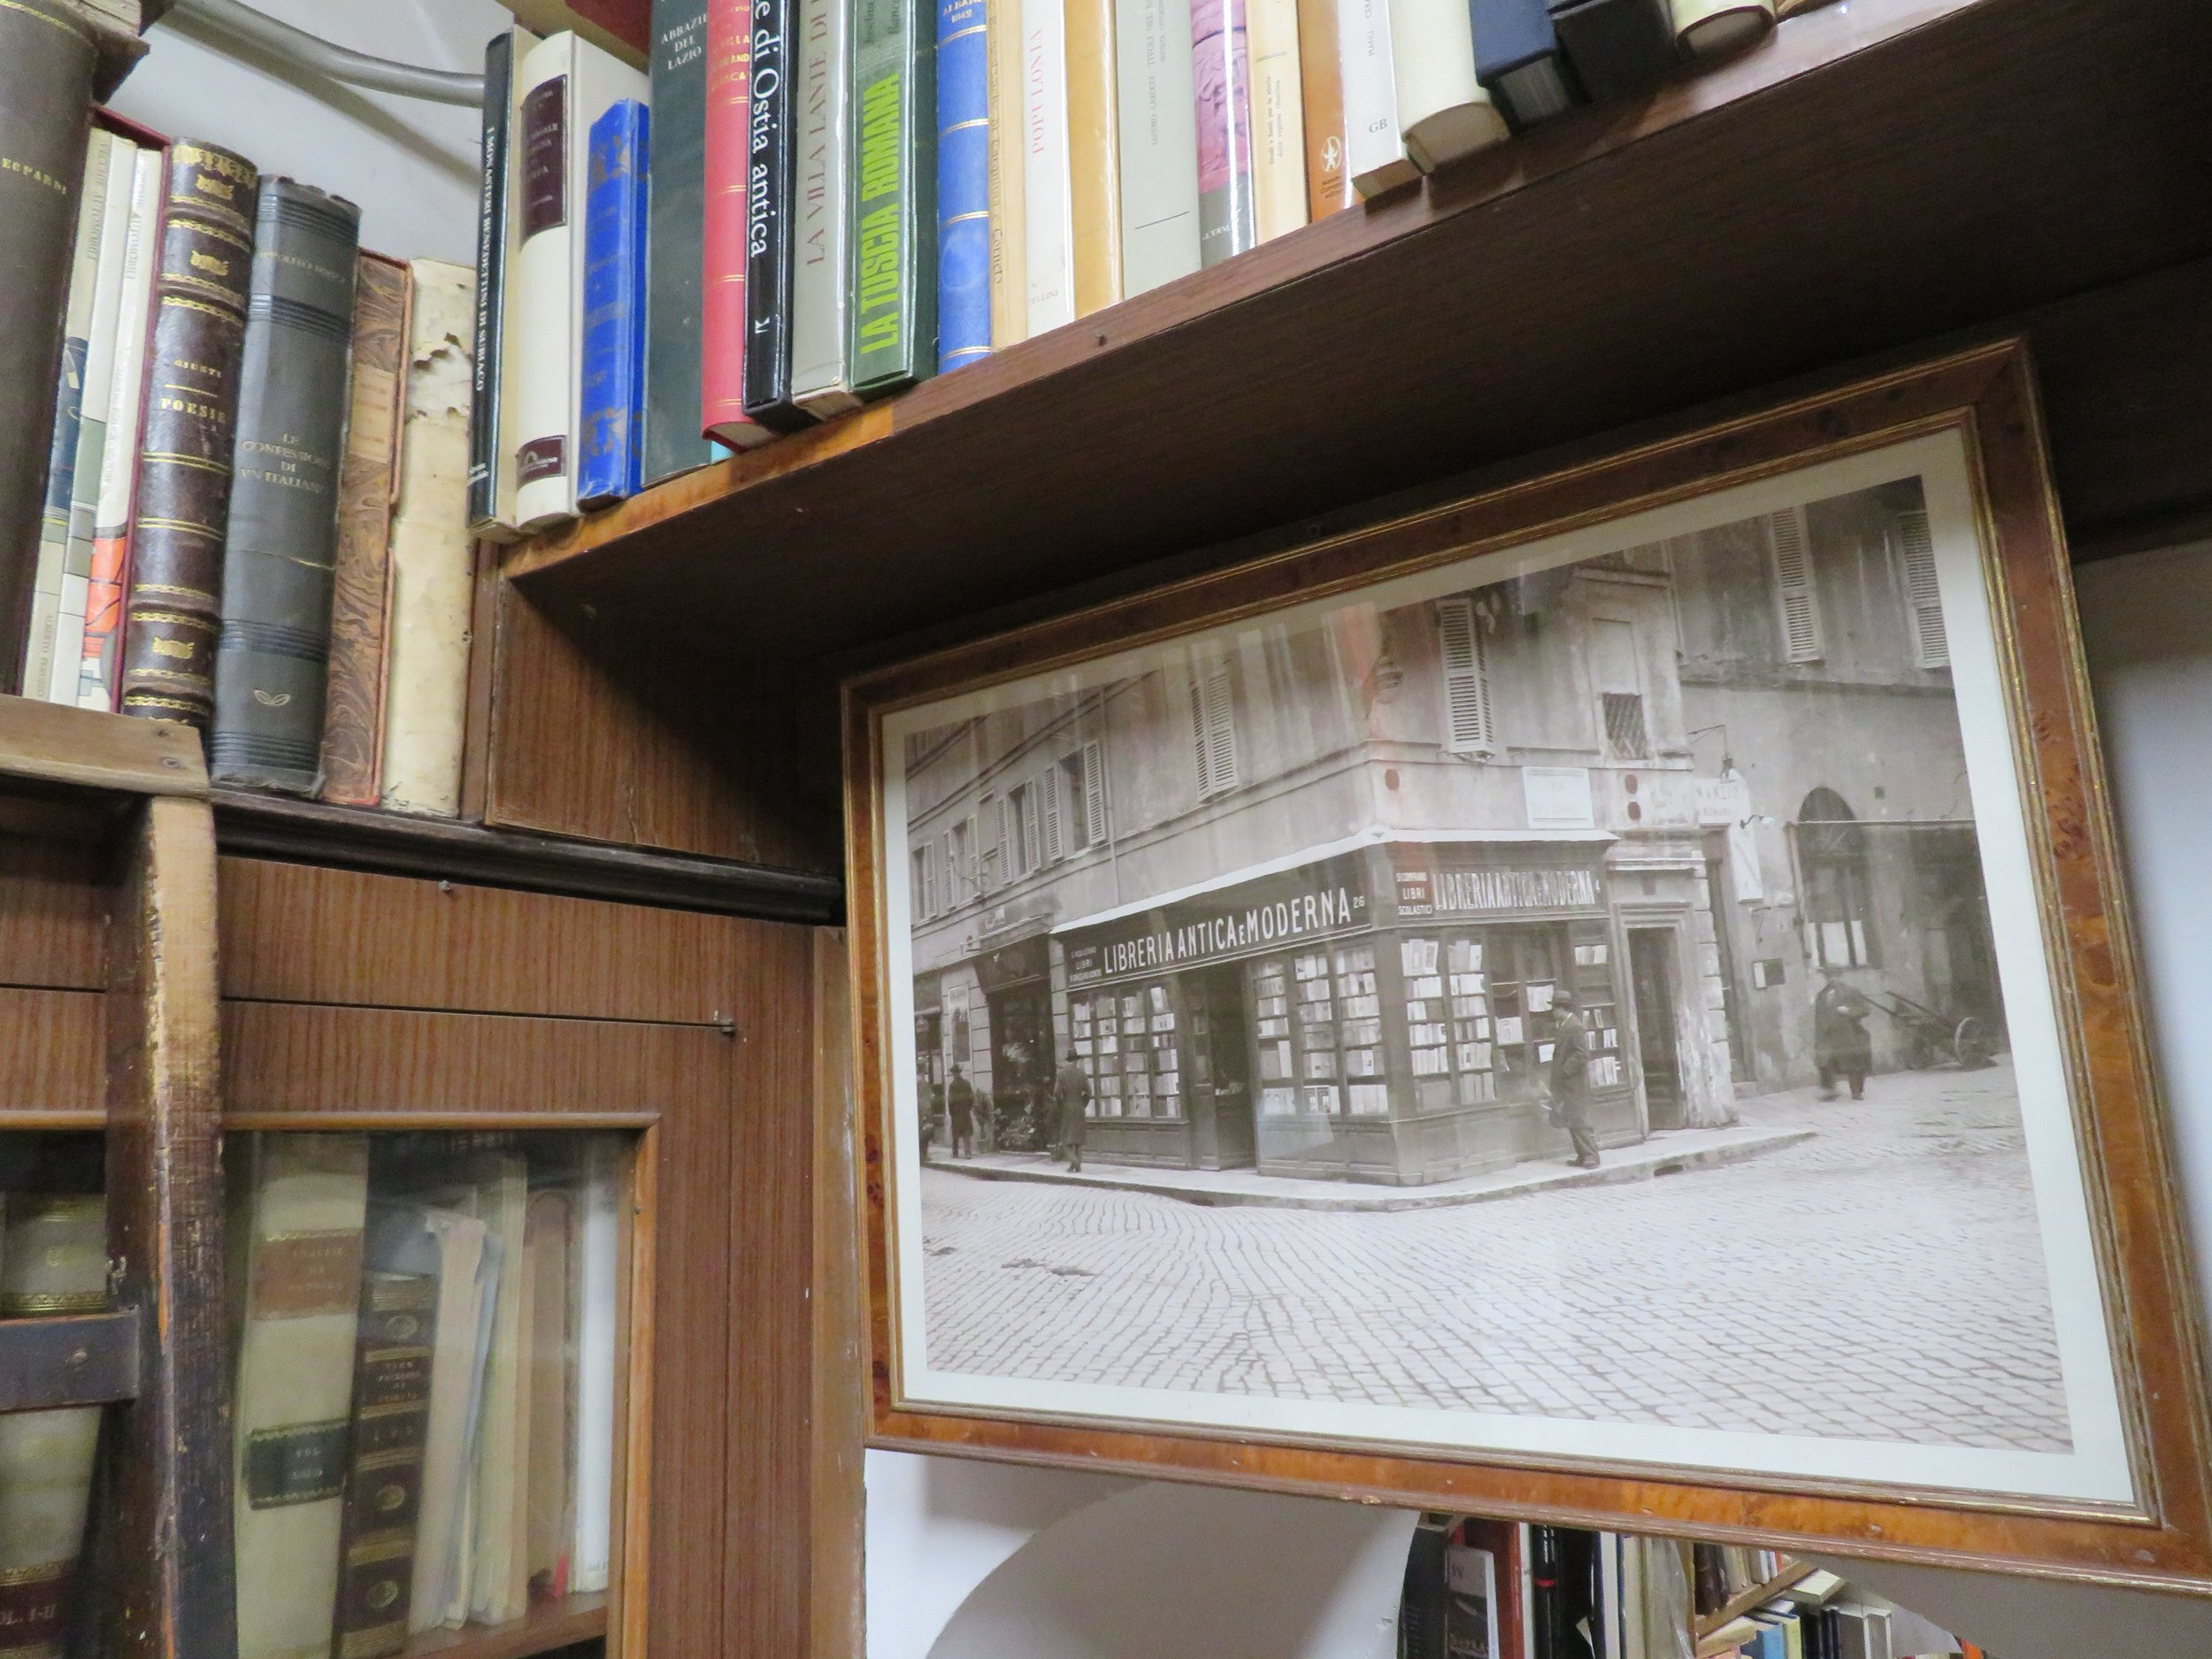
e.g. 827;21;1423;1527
1055;837;1649;1186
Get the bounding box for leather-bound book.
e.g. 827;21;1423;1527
330;1269;438;1659
318;253;411;808
118;140;260;733
210;179;363;793
0;0;98;692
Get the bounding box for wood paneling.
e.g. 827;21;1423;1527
0;837;111;991
503;0;2212;671
482;581;838;871
0;986;104;1116
217;857;757;1024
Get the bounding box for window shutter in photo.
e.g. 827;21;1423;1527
1434;597;1497;753
1767;506;1824;662
1893;507;1949;669
1043;766;1065;863
1081;741;1108;844
1020;784;1042;872
997;795;1018;878
921;841;939;916
1190;659;1240;795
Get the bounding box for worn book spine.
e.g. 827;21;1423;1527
1294;0;1347;219
1019;0;1071;335
743;0;814;426
1114;0;1202;296
579;100;651;507
210;180;364;793
380;261;479;820
645;0;724;478
512;35;580;529
23;127;111;700
329;1271;438;1659
118;140;260;733
985;0;1027;349
49;139;136;707
1061;0;1120;315
233;1134;370;1659
1248;0;1306;240
466;31;514;533
1191;0;1257;265
703;0;770;445
317;253;411;807
789;0;862;413
0;0;98;692
848;0;936;395
76;145;164;711
934;0;990;370
0;1194;108;1659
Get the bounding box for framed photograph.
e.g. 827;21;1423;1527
843;342;2212;1584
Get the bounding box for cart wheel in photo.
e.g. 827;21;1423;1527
1952;1017;1993;1070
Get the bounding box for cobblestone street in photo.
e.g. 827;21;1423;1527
918;1062;2072;1452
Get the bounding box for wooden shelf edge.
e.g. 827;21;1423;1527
498;0;1980;588
400;1594;608;1659
0;1310;137;1413
211;790;843;925
1693;1559;1821;1641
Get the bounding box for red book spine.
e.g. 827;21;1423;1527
703;0;767;448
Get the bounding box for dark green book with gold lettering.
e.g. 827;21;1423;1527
210;179;362;793
847;0;936;396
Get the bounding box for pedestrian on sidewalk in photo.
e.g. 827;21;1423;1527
920;1072;940;1158
1813;964;1877;1101
946;1062;977;1159
1053;1056;1093;1173
1548;999;1601;1170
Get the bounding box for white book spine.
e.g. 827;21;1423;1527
1339;0;1414;197
22;127;112;699
1386;0;1501;172
512;35;581;532
1021;0;1075;333
792;0;861;413
50;138;138;704
1114;0;1202;296
569;1139;621;1594
380;260;477;819
73;147;162;710
1247;0;1307;241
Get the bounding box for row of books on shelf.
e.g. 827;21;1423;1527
1398;1517;1980;1659
16;117;477;810
0;1132;624;1659
469;0;1848;534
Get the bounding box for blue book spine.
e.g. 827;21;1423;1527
579;100;652;508
933;0;990;373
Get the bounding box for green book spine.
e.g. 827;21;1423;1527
847;0;937;396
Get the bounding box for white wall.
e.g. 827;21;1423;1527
110;0;503;265
865;541;2212;1659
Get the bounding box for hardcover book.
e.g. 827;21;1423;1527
319;251;411;809
849;0;938;395
210;179;365;794
118;139;260;733
1544;0;1673;101
1019;0;1071;334
0;0;98;689
790;0;863;413
1061;0;1121;315
505;0;654;65
1336;0;1414;196
380;261;479;820
1114;0;1202;296
1294;0;1348;219
579;99;652;505
1470;0;1578;130
644;0;728;475
744;0;818;424
23;129;110;701
986;0;1027;347
1247;0;1307;242
403;1205;491;1634
72;143;160;711
1671;0;1773;58
703;0;771;445
514;36;582;528
1386;0;1507;172
935;0;993;370
1191;0;1258;265
231;1133;371;1659
330;1267;439;1659
466;31;516;531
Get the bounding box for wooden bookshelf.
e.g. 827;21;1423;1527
401;1594;608;1659
1694;1560;1822;1642
500;0;2212;669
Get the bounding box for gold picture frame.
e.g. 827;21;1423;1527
842;342;2212;1587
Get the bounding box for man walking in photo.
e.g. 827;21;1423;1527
1813;965;1877;1101
1054;1055;1093;1173
947;1062;977;1159
1550;999;1601;1170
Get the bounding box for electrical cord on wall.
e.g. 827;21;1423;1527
155;0;485;105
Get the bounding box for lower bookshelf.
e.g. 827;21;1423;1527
401;1594;608;1659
